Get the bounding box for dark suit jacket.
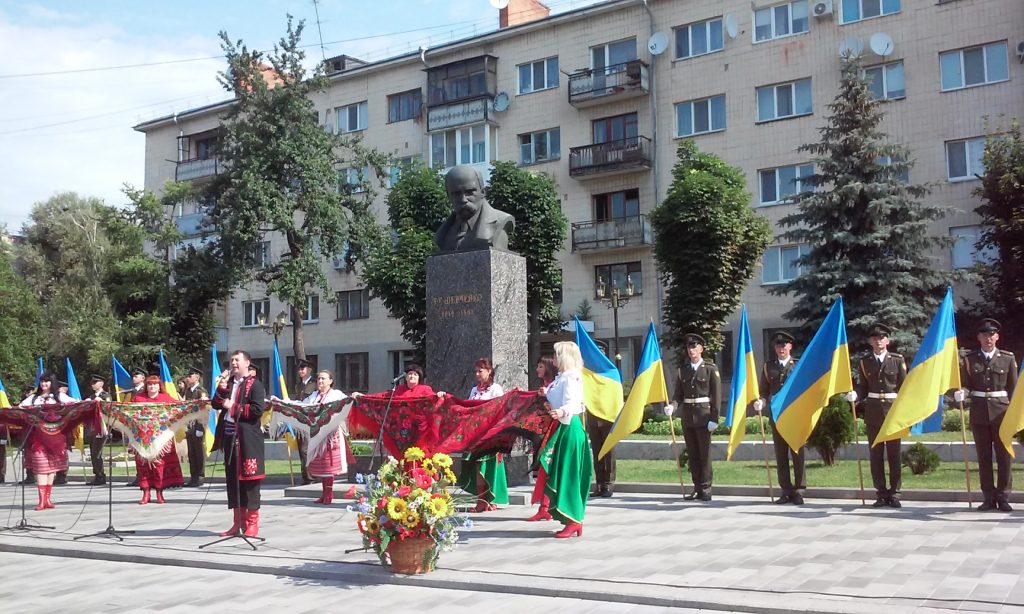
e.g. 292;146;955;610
435;203;515;252
961;350;1018;426
855;353;907;429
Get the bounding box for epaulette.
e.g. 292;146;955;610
1000;350;1015;358
889;353;903;360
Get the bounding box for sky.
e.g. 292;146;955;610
0;0;605;231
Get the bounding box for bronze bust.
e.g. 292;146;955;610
434;165;515;252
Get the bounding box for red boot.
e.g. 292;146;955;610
44;485;55;509
155;489;165;504
138;488;151;505
219;508;243;536
34;486;46;511
554;522;583;539
321;477;334;505
243;509;260;537
526;495;551;522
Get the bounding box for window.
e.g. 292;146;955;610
518;57;559;94
194;136;216;160
592;112;639;144
336;289;370;320
593;189;640;221
754;1;809;42
945;137;985;181
949;225;994;269
242;299;270;328
387;89;422;123
336;353;369;393
676;95;726;136
519;128;560;165
388;156;418;188
336;101;368;133
341;166;369;193
675;17;724;59
426;56;495;105
303;295;320;323
940;42;1009;91
250;240;271;269
591;39;637;71
756;79;812;121
594;262;643;297
759;163;814;205
841;0;900;23
762;244;810;284
430;125;491;169
865;61;905;100
878;155;910;183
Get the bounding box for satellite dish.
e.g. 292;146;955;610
869;32;894;56
647;32;669;55
724;14;739;39
489;0;510;8
838;36;864;58
492;92;510;112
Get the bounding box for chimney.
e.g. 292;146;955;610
499;0;550;29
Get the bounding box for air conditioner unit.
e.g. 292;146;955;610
812;0;833;18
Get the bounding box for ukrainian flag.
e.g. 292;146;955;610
271;341;298;451
770;297;853;452
206;344;220;454
158;350;182;400
34;356;44;387
598;322;667;459
0;376;11;408
998;359;1024;457
65;358;84;452
725;306;760;460
875;288;960;445
574;316;623;422
111;355;133;401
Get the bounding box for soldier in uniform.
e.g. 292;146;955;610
754;331;805;505
125;367;147;488
847;323;907;508
85;375;111;486
666;333;721;502
295;358;316;485
183;366;209;487
957;318;1018;512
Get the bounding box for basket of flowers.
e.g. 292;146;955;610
353;447;472;574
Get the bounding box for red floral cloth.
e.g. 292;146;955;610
135;441;184;490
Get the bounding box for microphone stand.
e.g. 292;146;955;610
1;424;55;532
200;406;264;551
75;407;134;541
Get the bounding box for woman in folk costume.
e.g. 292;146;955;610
131;375;185;504
299;370;349;505
211;350;267;538
534;342;592;538
18;372;75;511
526;356;558;521
457;358;508;513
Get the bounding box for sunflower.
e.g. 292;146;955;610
402;511;421;528
443;468;457;483
366;518;381;534
421;458;437;474
386;497;409;521
404;447;426;462
411;488;429;502
431;452;453;468
428;497;449;516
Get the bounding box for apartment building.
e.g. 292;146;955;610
134;0;1024;392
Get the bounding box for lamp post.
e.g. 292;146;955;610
257;310;289;348
595;274;634;375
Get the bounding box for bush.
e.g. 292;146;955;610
677;447;689;470
807;396;855;466
942;409;966;433
642;419;682;436
902;442;941;475
351;443;373;456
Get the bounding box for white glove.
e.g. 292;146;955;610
707;420;717;432
846;391;858;403
753;399;764;413
436;391;446;398
194;429;203;438
663;403;675;416
953;389;966;403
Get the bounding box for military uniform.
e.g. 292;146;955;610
760;354;803;501
672;334;721;500
961;319;1018;510
856;348;907;505
296;361;317;485
183;368;209;487
85;378;111;485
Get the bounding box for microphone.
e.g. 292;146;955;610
391;373;406;385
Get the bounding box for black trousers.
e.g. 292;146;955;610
0;443;5;482
865;421;901;498
973;420;1012;500
185;424;205;480
226;477;261;510
297;436;310;483
770;419;805;496
586;416;615;490
88;433;106;478
682;425;713;493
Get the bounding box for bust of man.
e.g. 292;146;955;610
434;165;515;252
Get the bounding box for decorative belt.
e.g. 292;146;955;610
682;397;710;404
970;391;1008;398
867;392;898;400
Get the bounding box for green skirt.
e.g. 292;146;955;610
539;414;593;524
457;453;509;505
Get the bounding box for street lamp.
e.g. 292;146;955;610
595;274;634;375
257;310;289;347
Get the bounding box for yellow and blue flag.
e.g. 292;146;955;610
111;355;133;401
158;350;182;400
271;341;298;451
34;356;44;387
770;297;853;452
0;376;11;408
206;344;220;454
574;316;623;422
725;305;760;460
875;288;961;444
598;322;667;459
65;358;84;452
998;359;1024;457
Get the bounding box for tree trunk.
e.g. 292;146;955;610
291;304;306;362
527;294;540;388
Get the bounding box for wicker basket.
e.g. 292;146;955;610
386;536;436;574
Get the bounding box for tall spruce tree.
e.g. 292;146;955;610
652;140;771;357
772;54;959;353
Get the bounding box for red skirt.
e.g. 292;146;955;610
135;442;185;490
28;431;68;475
308;430;346;478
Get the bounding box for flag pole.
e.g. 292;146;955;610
287;443;295;486
667;412;687;497
849;399;866;506
958;400;973;509
756;411;775;502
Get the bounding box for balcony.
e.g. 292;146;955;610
175;211;209;237
568;136;652;179
571;215;653;253
427;98;496;132
568;60;649;108
175;156;222;182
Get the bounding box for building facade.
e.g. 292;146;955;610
135;0;1023;392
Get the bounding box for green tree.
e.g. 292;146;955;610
0;240;45;390
970;118;1024;357
773;55;959;353
209;17;384;361
485;161;568;371
651;140;771;357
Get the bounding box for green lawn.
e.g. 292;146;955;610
626;432;971;442
617;459;1024;490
